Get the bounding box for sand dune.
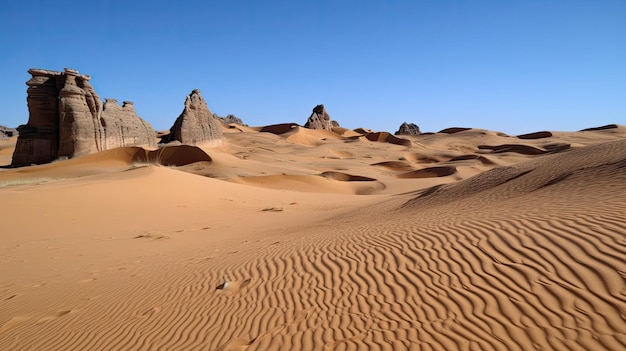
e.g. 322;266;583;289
364;131;412;146
0;145;212;184
258;123;300;135
283;126;345;147
372;160;415;171
437;127;473;134
1;124;625;350
478;143;551;155
228;173;385;194
580;123;619;132
448;154;496;165
396;165;458;178
516;130;553;139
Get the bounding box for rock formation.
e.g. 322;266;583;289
12;69;63;165
100;99;156;150
0;125;17;139
57;68;104;157
395;122;421;135
214;113;247;126
11;68;156;167
304;104;340;130
160;89;224;146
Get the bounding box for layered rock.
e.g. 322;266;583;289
13;69;63;165
12;68;156;167
395;122;421;135
160;89;224;146
100;99;156;150
57;68;103;157
304;104;340;130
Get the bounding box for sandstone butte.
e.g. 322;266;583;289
11;68;156;167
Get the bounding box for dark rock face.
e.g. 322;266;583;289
160;89;224;146
304;104;340;130
13;69;63;166
395;122;421;135
0;125;17;139
11;68;156;167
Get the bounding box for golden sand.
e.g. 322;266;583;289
1;125;625;350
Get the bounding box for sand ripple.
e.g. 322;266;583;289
1;134;625;350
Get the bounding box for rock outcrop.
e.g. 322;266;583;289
160;89;224;146
100;99;156;150
395;122;421;135
0;125;17;139
214;113;247;126
304;104;340;130
11;68;156;167
13;69;63;165
56;68;104;158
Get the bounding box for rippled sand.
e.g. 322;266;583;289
1;124;625;350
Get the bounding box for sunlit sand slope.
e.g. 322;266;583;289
0;131;624;350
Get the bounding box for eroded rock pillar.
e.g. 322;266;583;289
11;69;63;166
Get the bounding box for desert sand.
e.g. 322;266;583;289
1;124;625;350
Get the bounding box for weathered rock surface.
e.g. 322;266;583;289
214;113;247;126
0;125;17;139
13;69;63;165
11;68;156;167
100;99;156;150
160;89;224;146
57;68;104;157
395;122;421;135
304;104;340;130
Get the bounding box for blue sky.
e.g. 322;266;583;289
1;0;624;134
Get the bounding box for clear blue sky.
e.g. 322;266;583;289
1;0;624;134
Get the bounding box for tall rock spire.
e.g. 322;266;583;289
160;89;224;146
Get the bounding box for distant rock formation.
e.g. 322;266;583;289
11;68;156;167
214;113;247;126
160;89;224;146
304;104;340;130
395;122;421;135
0;125;17;139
